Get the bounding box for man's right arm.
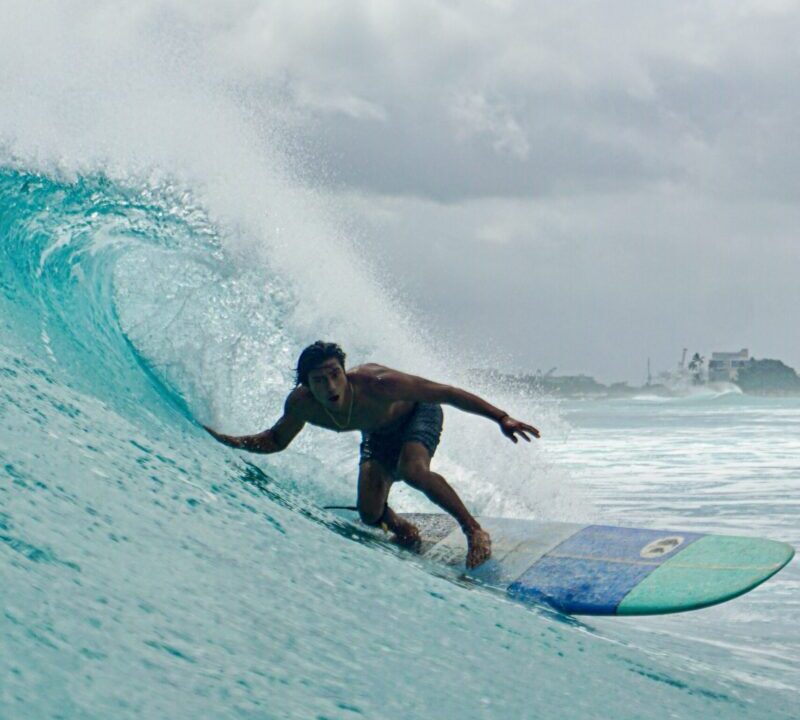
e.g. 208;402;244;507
203;391;306;454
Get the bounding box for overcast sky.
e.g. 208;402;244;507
206;0;800;382
6;1;800;382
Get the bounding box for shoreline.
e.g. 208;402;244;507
469;369;800;400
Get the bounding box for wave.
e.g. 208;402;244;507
1;155;578;516
2;161;793;719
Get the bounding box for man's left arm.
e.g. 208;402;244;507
371;368;540;443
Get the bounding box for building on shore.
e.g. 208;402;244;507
708;348;749;382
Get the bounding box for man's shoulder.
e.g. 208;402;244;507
285;386;314;416
349;363;396;386
350;362;388;375
350;364;412;399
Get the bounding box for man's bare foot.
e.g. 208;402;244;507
390;517;421;550
466;527;492;569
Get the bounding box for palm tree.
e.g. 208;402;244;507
688;353;705;385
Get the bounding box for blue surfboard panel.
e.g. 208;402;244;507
507;525;704;614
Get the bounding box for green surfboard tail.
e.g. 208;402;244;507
616;535;795;615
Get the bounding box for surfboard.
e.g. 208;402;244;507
399;513;795;616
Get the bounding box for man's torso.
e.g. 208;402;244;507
294;364;415;434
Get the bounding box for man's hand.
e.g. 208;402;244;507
202;424;242;449
499;416;540;443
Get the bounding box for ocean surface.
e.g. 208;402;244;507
1;165;798;719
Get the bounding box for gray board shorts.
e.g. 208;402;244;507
359;402;443;478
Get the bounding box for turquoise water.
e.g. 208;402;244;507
1;167;798;719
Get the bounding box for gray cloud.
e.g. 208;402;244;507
344;189;800;381
192;1;800;204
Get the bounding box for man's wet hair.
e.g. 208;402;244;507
295;341;346;386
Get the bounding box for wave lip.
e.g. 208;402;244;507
0;166;225;423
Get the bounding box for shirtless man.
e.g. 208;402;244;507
203;341;539;568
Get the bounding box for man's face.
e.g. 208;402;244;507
307;358;348;410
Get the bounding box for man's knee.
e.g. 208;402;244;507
358;504;386;526
399;461;432;489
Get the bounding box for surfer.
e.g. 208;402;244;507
203;341;539;568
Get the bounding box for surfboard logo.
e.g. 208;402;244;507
640;536;685;559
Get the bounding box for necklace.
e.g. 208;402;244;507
322;383;354;430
